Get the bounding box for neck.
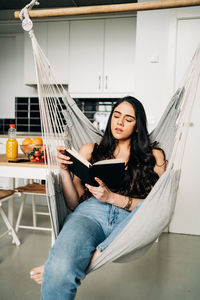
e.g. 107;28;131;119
117;139;131;149
114;139;131;160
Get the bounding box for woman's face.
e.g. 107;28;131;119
111;101;136;141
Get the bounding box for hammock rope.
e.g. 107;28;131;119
19;1;200;272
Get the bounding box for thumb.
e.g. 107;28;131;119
94;177;105;187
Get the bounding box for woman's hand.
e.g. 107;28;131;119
85;177;113;203
57;146;73;172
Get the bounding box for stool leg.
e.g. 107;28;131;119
32;195;37;227
0;206;20;246
15;194;26;232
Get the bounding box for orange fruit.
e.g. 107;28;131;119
32;137;43;145
22;138;32;145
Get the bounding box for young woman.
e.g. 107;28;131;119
30;96;166;299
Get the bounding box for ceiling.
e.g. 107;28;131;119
0;0;137;11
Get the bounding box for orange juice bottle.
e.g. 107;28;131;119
6;124;18;159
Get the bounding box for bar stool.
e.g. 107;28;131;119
15;182;52;232
0;189;21;246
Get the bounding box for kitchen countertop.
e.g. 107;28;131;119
0;134;42;138
0;154;47;168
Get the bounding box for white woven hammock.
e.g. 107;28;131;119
19;2;200;273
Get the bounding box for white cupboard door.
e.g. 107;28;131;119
169;18;200;235
69;19;104;93
47;21;69;84
0;36;16;118
104;17;136;93
24;22;48;84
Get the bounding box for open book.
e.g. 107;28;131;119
65;148;125;188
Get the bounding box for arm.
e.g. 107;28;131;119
57;144;94;210
153;148;166;177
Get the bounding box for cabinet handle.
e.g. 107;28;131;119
98;76;101;90
105;75;108;90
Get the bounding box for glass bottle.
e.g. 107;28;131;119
6;124;18;159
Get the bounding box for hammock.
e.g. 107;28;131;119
19;2;200;273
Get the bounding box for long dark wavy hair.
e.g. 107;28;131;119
81;96;165;201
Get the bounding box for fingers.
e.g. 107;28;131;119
57;153;72;164
85;183;98;193
57;145;68;152
94;177;105;187
57;147;73;169
85;179;106;192
85;181;106;199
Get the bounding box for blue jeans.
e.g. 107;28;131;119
41;197;143;300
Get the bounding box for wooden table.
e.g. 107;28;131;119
0;154;48;225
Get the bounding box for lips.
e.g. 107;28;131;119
115;127;123;133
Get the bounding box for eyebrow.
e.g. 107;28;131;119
113;110;136;119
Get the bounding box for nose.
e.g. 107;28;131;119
117;117;124;126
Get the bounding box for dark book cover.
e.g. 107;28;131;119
65;149;125;188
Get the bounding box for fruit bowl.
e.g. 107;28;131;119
20;145;46;163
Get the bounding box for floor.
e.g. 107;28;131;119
0;203;200;300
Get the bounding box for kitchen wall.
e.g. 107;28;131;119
0;25;38;119
135;6;200;235
135;6;200;125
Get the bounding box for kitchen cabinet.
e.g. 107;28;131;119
69;19;104;94
104;18;136;93
24;21;69;85
69;17;136;95
0;36;16;118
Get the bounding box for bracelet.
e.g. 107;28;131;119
124;196;132;211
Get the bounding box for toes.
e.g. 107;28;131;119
35;278;42;285
30;274;42;280
30;265;44;276
30;274;43;285
30;265;44;285
30;270;35;276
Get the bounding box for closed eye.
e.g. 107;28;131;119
113;111;136;122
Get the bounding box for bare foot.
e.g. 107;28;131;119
30;265;44;285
